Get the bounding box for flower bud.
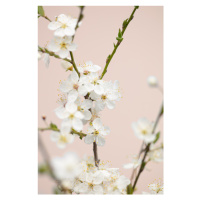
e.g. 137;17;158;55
147;76;158;87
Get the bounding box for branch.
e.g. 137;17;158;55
69;51;80;77
38;126;87;138
93;142;100;167
132;102;163;192
100;6;139;79
72;6;85;41
38;15;52;22
38;133;60;183
38;46;72;64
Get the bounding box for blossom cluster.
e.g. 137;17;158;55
43;14;121;148
51;152;130;194
143;179;164;194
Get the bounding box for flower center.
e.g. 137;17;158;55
59;135;68;143
83;70;89;75
101;95;107;100
88;183;93;188
94;130;99;135
73;84;79;90
61;24;67;28
69;114;74;119
141;129;147;135
60;42;67;49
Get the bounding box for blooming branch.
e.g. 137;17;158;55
132;102;163;192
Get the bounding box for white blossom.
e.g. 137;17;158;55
91;80;121;110
75;97;92;122
51;152;82;180
50;122;75;148
48;36;77;59
59;71;88;102
55;102;84;132
148;145;163;162
48;14;77;37
132;118;156;143
123;155;142;169
78;61;101;74
84;118;110;146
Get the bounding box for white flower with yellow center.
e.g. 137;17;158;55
105;174;130;194
48;36;77;59
80;72;105;95
55;102;84;131
147;181;164;194
59;71;88;103
74;171;104;194
91;80;121;110
132;118;156;143
51;152;82;180
75;97;92;122
78;61;101;75
50;122;75;149
123;155;142;169
48;14;77;37
148;145;163;162
84;118;110;146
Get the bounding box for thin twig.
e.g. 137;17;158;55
130;141;144;184
132;102;163;192
93;142;100;167
69;51;80;77
100;6;139;79
38;46;72;64
39;15;52;22
38;133;59;183
72;6;85;41
38;126;87;138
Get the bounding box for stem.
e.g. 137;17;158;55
69;51;80;77
38;127;87;138
38;46;72;64
132;102;163;192
72;6;85;41
100;6;139;79
39;15;52;22
38;133;59;183
93;142;100;167
130;141;144;184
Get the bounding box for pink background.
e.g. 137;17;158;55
38;6;163;194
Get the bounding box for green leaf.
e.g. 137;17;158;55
38;6;45;17
50;122;58;130
153;132;160;144
123;19;128;28
53;187;63;194
127;184;134;194
116;37;123;42
118;29;122;38
38;164;49;174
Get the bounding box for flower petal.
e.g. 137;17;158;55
84;134;95;144
72;118;83;131
92;118;103;130
48;21;61;30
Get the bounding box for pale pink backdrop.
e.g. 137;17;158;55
38;6;163;194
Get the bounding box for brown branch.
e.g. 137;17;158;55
132;102;163;192
72;6;85;41
93;142;100;167
38;133;60;184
